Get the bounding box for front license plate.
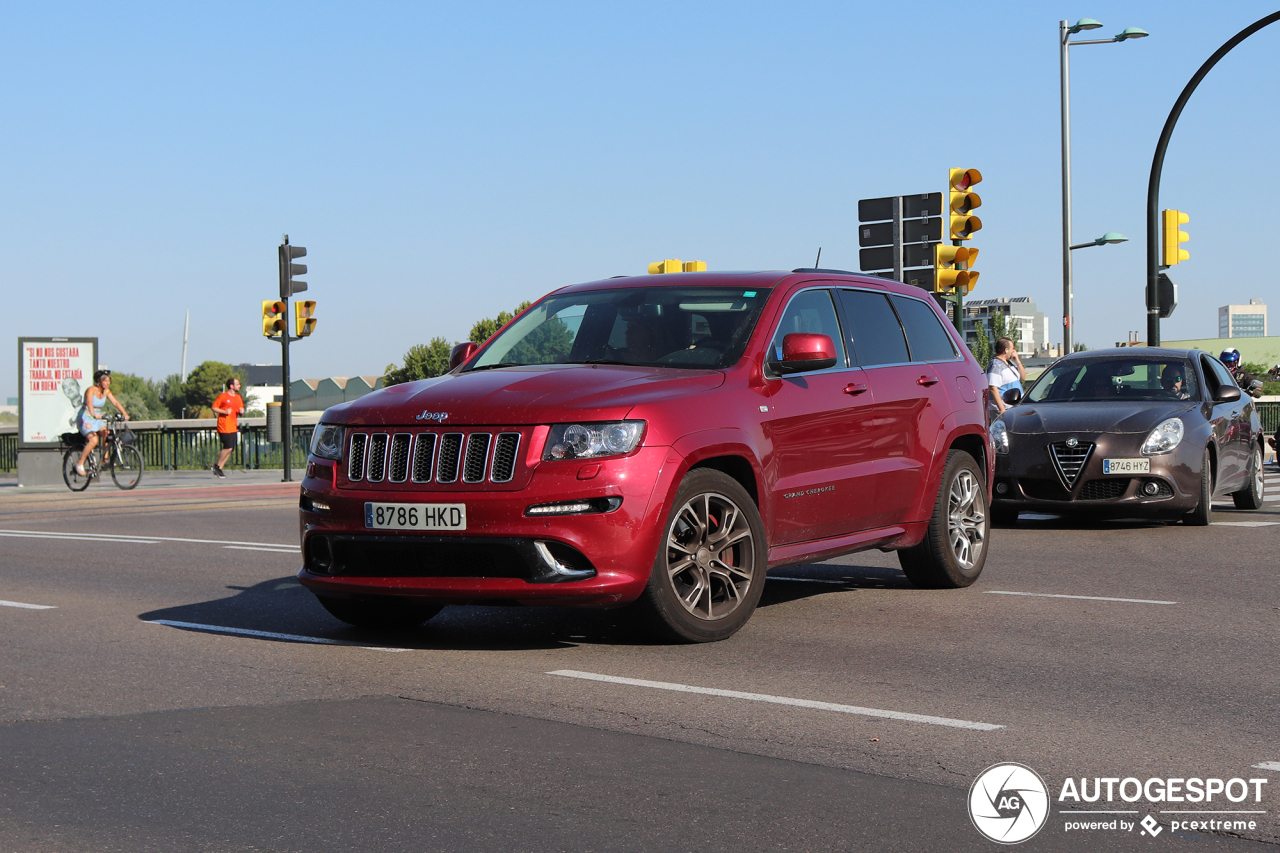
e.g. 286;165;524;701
1103;458;1150;474
365;502;466;531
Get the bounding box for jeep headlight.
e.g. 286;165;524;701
310;423;346;462
544;421;645;460
991;418;1010;455
1141;417;1184;456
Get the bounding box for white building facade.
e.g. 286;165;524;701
1218;300;1267;338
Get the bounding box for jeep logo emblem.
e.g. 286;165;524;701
416;411;449;422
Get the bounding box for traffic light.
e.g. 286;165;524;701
262;300;287;338
1161;209;1189;266
648;259;682;274
934;245;979;294
681;260;707;272
295;300;317;336
948;168;983;240
279;242;307;299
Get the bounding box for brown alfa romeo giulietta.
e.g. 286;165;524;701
991;347;1265;525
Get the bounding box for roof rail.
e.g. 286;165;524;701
791;267;861;275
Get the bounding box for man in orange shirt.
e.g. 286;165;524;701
211;376;246;478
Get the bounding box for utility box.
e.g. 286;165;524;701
266;402;282;443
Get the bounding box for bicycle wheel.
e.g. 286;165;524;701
110;445;144;490
63;448;91;491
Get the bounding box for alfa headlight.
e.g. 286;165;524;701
544;421;645;460
1141;418;1184;456
991;418;1010;455
310;423;346;461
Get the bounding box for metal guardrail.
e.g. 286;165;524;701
0;416;321;472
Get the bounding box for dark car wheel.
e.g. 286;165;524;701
1232;443;1264;510
635;469;767;643
899;450;989;588
1182;447;1214;526
316;595;443;630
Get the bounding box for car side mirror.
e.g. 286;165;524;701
1213;382;1241;403
768;333;838;374
1002;387;1022;406
449;342;479;371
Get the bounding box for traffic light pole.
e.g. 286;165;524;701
1145;10;1280;347
280;301;292;483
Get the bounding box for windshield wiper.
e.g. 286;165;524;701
467;362;526;371
577;358;634;366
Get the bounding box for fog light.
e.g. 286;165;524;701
1142;481;1160;496
996;482;1009;494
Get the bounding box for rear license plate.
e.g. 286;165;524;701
364;502;466;531
1103;458;1149;474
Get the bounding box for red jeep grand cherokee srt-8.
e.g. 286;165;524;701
298;269;993;642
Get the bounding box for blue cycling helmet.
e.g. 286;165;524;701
1220;348;1240;368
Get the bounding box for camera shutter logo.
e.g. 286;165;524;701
968;763;1050;844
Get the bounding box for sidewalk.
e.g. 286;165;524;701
0;468;306;493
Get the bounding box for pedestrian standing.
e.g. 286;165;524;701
987;337;1025;417
211;376;245;478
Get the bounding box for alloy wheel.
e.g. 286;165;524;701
665;492;756;621
947;469;986;570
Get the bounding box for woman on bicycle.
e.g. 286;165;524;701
74;369;129;476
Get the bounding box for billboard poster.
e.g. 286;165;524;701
18;337;98;447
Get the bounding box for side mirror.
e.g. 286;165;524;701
1213;382;1241;403
768;333;838;374
1002;387;1022;406
449;342;479;371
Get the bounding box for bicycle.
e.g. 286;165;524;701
62;416;144;491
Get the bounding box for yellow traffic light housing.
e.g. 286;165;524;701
1161;209;1189;266
681;260;706;272
948;168;983;240
934;245;979;294
648;259;683;274
262;300;287;337
295;300;317;336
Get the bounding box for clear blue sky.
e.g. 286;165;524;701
3;1;1279;400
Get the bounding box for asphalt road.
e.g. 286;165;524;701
1;469;1278;851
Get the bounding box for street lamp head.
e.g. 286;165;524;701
1069;18;1104;34
1097;232;1129;245
1114;27;1149;41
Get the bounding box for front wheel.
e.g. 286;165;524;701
1182;447;1214;526
110;445;144;490
316;595;443;630
62;448;91;491
1232;443;1264;510
899;450;989;588
634;469;767;643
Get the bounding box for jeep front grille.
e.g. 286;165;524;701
344;428;526;485
348;433;367;482
366;434;389;483
411;433;437;483
436;433;463;483
491;433;520;482
463;433;491;483
388;434;411;483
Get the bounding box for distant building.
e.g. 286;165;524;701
235;363;282;412
290;376;384;413
960;297;1060;359
1218;300;1267;338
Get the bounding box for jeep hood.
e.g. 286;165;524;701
324;364;726;427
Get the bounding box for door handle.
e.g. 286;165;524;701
917;375;939;387
843;383;868;395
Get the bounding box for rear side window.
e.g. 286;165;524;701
837;289;909;367
770;289;847;366
1205;356;1236;391
890;295;959;362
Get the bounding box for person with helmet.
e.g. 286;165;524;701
1219;348;1263;398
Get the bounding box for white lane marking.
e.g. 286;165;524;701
547;669;1003;731
0;599;56;610
0;529;293;548
223;545;298;553
1212;521;1280;527
146;620;407;652
0;532;159;545
1254;761;1280;771
1019;512;1060;520
1160;810;1268;814
768;576;850;585
984;591;1177;605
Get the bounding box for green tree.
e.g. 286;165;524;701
104;372;166;420
971;321;993;368
469;301;532;345
1073;342;1088;352
158;373;185;418
182;361;247;417
383;337;453;386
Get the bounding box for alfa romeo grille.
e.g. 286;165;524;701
411;433;437;483
366;434;389;483
1049;441;1094;488
348;433;368;482
388;434;411;483
491;433;520;483
437;433;463;483
1080;478;1129;501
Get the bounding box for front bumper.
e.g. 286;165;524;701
992;432;1201;515
296;446;673;607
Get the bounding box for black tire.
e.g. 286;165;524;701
1182;447;1214;526
110;445;144;490
1232;442;1264;510
316;595;443;630
62;448;92;492
899;450;989;588
634;469;767;643
990;505;1019;525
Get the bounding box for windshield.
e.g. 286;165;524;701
468;286;772;370
1024;358;1199;403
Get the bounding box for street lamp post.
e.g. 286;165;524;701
1060;18;1147;354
